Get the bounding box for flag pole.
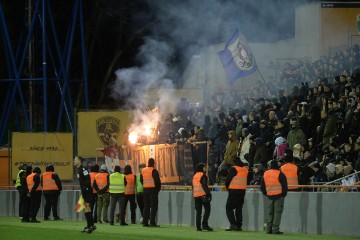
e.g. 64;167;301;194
256;68;271;93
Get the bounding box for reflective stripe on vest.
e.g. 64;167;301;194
192;172;206;198
125;174;136;195
281;163;299;189
228;166;248;190
15;170;25;188
27;173;42;191
136;173;143;193
142;167;155;188
109;172;125;193
264;169;282;196
90;172;98;193
95;172;109;192
42;172;59;191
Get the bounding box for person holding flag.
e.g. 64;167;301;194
74;156;96;233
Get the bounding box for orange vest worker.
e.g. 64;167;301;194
95;172;109;192
42;172;59;191
192;172;206;198
228;166;248;190
142;167;155;188
263;169;282;196
125;174;136;195
90;172;98;193
27;173;42;191
280;163;299;190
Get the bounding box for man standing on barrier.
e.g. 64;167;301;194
225;157;248;231
261;160;287;234
192;163;213;232
141;158;161;227
74;156;96;233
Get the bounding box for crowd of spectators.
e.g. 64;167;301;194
157;45;360;190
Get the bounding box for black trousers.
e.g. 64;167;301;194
44;194;60;219
136;193;144;217
91;193;98;222
17;188;26;217
22;194;31;220
124;194;137;223
30;191;42;220
194;197;211;229
226;190;245;227
143;191;158;225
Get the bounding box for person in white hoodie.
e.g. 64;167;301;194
238;128;252;164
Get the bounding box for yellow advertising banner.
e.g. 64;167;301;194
12;132;73;180
77;111;133;157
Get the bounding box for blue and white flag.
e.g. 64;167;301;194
217;30;258;85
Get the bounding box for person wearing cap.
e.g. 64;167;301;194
20;165;32;222
136;163;146;223
93;164;110;223
89;164;99;223
41;165;63;220
15;163;27;220
224;157;248;231
140;158;161;227
192;163;213;232
223;130;239;167
26;167;42;223
286;120;306;149
280;154;299;191
73;156;96;233
109;165;125;225
261;160;288;234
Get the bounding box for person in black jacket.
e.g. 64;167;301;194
192;163;213;232
74;156;96;233
41;165;63;220
20;165;32;222
261;160;288;234
140;158;161;227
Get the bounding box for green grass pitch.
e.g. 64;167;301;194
0;217;357;240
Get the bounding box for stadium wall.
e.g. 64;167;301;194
0;190;358;237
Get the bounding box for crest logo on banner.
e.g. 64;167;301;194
96;116;120;145
218;29;258;85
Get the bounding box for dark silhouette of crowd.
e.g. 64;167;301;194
157;45;360;190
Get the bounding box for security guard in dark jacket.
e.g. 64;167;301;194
261;160;288;234
192;163;213;232
20;165;32;222
74;156;96;233
42;165;63;220
140;158;161;227
225;157;248;231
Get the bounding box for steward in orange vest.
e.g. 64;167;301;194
280;155;299;191
123;164;137;224
94;165;110;223
140;158;161;227
41;165;62;220
224;157;248;231
26;167;42;223
261;160;287;235
89;164;99;223
192;163;213;232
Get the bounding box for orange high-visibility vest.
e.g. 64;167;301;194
90;172;98;193
228;166;248;190
95;172;109;192
192;172;206;198
264;169;282;196
125;174;136;195
142;167;155;188
27;173;42;191
42;172;59;191
281;163;299;189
